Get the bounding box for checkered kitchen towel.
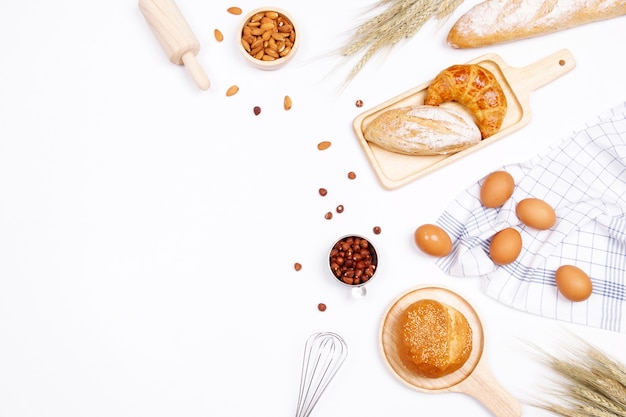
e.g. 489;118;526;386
435;102;626;333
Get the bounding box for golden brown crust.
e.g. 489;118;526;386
396;299;473;378
424;64;507;139
447;0;626;49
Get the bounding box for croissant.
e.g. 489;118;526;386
424;64;507;139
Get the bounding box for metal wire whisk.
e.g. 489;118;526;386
295;332;348;417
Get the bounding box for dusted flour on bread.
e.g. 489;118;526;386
447;0;626;48
363;105;481;156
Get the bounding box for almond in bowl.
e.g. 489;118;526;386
237;7;299;70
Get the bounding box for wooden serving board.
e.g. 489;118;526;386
353;49;576;189
380;286;522;417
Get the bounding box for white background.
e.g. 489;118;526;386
1;0;625;416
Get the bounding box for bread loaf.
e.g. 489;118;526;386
396;299;473;378
363;105;481;156
447;0;626;48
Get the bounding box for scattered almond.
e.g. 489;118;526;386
227;6;242;15
226;85;239;96
317;141;331;151
214;28;224;42
283;95;292;110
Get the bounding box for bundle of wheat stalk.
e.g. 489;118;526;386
535;339;626;417
341;0;464;83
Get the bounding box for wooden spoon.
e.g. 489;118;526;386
380;286;522;417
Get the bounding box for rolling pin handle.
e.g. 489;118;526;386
182;51;210;90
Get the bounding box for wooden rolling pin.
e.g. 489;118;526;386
139;0;210;90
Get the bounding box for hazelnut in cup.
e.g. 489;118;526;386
328;235;378;298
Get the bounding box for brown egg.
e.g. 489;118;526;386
555;265;593;302
516;198;556;230
480;171;515;208
489;227;522;265
414;224;453;257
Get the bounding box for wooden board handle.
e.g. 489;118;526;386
506;48;575;98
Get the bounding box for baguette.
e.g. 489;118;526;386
447;0;626;48
363;105;482;156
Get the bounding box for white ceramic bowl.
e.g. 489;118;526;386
237;7;300;70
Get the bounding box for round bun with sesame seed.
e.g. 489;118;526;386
396;299;473;378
